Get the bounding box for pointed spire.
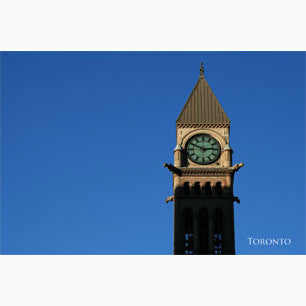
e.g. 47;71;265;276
200;61;204;77
174;143;183;151
176;62;230;125
223;143;233;152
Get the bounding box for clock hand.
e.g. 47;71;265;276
203;147;217;151
191;143;218;152
191;143;205;151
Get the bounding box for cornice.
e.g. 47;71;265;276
179;167;233;177
164;163;244;177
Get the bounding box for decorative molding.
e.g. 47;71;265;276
179;167;233;176
177;163;244;176
176;123;230;128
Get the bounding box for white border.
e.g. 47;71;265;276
0;256;305;305
1;1;305;304
0;0;305;50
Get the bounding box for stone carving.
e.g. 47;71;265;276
163;163;182;176
231;163;244;172
233;196;240;203
165;196;174;203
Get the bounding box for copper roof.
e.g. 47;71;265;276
176;70;230;125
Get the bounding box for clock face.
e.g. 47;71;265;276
186;134;221;165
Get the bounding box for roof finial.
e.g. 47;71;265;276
200;61;204;77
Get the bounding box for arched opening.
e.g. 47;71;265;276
199;208;209;254
183;182;190;195
204;182;212;196
183;208;194;254
194;182;201;196
213;209;224;254
216;182;222;195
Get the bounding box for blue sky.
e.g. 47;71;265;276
1;52;305;254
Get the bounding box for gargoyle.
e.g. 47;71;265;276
231;163;244;172
165;196;174;203
233;196;240;204
163;163;182;176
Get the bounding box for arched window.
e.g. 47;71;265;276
183;208;194;254
204;182;212;196
213;209;224;254
194;182;201;195
183;182;190;195
199;208;209;254
216;182;222;195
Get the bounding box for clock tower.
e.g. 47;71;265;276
164;63;243;255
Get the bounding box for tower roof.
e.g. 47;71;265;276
176;63;230;126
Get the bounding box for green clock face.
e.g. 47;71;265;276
186;134;221;165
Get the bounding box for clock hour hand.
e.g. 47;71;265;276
203;147;217;151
